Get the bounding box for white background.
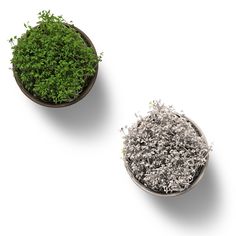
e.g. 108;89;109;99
0;0;234;235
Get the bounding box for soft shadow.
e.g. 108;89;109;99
36;68;112;138
146;161;221;226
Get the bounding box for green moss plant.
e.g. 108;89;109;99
9;10;102;104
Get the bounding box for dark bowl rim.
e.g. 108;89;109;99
12;23;99;108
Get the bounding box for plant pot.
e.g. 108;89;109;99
13;24;99;108
124;117;209;197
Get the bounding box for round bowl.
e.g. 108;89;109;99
13;24;98;108
124;116;209;197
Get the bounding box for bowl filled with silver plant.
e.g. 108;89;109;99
121;101;210;196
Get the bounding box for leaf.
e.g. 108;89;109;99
10;10;102;104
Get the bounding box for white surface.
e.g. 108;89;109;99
0;0;234;235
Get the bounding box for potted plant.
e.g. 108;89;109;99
121;101;210;196
9;10;102;107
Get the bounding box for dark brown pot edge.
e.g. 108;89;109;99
13;23;99;108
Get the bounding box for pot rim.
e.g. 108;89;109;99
12;23;99;108
124;116;210;197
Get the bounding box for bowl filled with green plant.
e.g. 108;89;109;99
121;101;211;197
9;10;102;107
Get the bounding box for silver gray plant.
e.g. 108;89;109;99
122;101;210;194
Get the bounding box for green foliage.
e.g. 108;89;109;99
10;10;102;104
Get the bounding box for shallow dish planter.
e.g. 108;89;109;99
9;10;102;107
121;101;210;197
